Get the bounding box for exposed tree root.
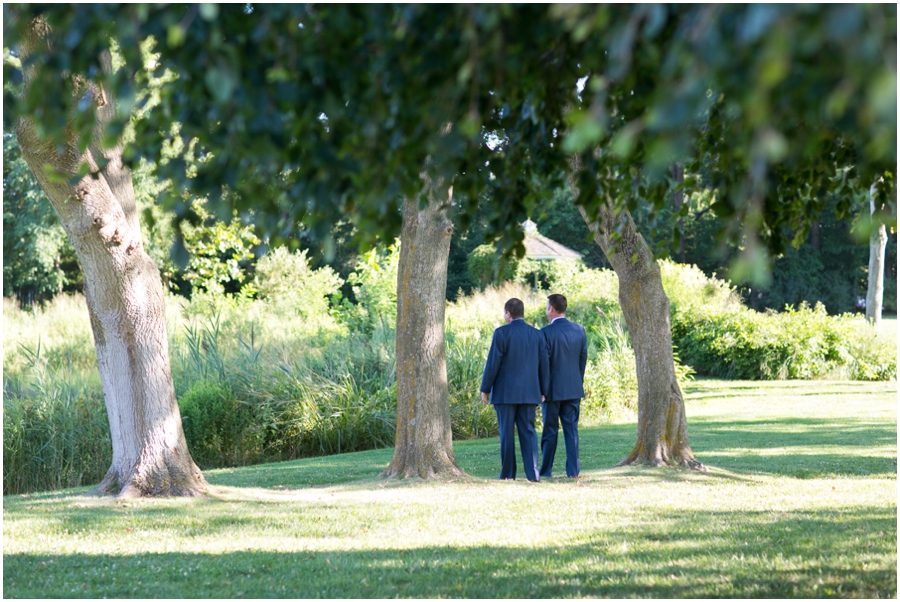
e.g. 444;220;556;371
87;454;207;498
380;450;466;479
616;443;707;472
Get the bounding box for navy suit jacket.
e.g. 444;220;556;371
541;317;587;402
480;319;549;405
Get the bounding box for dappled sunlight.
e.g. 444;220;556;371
5;502;895;597
703;445;897;458
5;379;897;597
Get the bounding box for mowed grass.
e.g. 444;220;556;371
3;380;896;598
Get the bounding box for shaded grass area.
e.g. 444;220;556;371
4;380;896;598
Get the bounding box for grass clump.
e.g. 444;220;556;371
3;380;895;599
2;337;110;494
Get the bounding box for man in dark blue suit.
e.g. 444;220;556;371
540;293;588;478
480;298;549;482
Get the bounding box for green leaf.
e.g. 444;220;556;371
167;25;186;48
199;4;219;21
205;66;237;104
562;111;604;154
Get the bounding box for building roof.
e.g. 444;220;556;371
522;219;584;260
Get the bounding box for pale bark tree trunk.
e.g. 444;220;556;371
866;183;887;329
381;184;465;479
14;18;205;497
568;158;704;470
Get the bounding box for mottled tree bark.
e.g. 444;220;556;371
568;159;704;470
380;185;465;479
14;17;206;497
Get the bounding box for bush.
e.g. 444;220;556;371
467;244;520;290
254;246;343;319
344;243;400;332
178;379;263;469
663;261;897;380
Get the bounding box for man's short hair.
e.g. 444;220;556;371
547;293;567;314
505;298;525;319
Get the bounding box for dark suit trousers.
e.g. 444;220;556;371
540;399;581;477
494;404;539;481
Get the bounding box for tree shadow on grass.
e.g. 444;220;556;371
681;379;894;397
197;415;896;490
568;417;897;480
9;409;892;498
4;507;894;599
686;417;897;478
204;448;396;489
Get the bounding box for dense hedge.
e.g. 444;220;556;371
662;262;896;381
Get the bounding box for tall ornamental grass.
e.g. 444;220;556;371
3;336;110;494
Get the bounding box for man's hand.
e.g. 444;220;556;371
481;392;490;405
541;395;545;403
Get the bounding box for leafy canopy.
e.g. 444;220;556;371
4;4;895;278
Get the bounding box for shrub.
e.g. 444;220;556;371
253;246;343;320
663;261;897;380
178;379;263;469
467;244;519;290
344;243;400;332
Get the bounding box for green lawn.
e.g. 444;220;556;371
4;380;896;598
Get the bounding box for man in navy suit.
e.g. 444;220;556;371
540;293;587;478
481;298;549;482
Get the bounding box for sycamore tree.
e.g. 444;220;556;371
485;4;896;467
4;5;895;492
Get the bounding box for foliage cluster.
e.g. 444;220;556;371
6;4;894;288
341;244;400;332
253;246;342;320
466;244;519;290
664;262;897;380
2;133;79;304
536;185;898;316
179;202;261;296
5;122;894;316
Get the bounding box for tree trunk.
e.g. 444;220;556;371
14;19;206;497
866;184;887;329
809;221;820;251
568;160;704;470
380;186;465;479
